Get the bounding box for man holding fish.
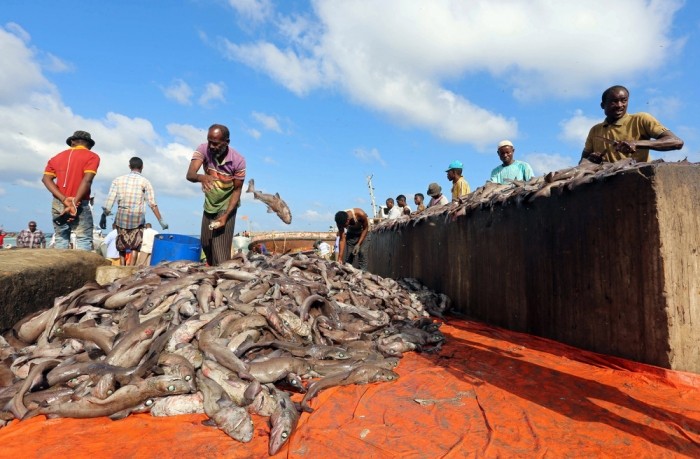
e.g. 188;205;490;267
334;208;370;271
581;85;684;164
186;124;246;266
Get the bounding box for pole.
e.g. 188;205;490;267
367;174;378;218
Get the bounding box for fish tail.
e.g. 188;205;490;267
246;179;255;194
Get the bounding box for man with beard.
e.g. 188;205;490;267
186;124;246;266
581;85;683;164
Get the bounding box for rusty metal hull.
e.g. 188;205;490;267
251;231;335;254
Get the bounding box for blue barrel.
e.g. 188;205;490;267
150;234;201;265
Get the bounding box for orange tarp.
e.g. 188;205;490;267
2;318;699;458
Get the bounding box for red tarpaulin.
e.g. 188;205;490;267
2;318;699;458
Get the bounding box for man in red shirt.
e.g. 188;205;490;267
42;130;100;250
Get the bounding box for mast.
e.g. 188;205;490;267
367;174;378;218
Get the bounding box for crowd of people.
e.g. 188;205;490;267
334;85;684;271
9;84;683;272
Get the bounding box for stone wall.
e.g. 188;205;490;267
0;249;109;331
367;162;700;373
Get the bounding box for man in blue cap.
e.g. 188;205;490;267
446;160;470;202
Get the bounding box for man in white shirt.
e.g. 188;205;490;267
396;195;412;216
385;198;402;219
101;224;120;265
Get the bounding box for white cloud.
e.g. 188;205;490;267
302;209;333;222
252;111;282;132
42;53;71;73
524;153;575;176
558;109;600;146
199;82;226;106
219;0;684;149
0;24;54;104
166;123;206;147
227;0;273;23
247;128;261;139
263;156;278;165
162;79;193;105
0;29;204;203
219;40;326;96
353;147;387;167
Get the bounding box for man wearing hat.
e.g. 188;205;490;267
426;183;449;207
446;160;470;202
42;130;100;250
489;140;534;184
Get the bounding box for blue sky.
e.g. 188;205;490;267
0;0;698;235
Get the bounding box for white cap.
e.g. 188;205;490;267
497;140;514;148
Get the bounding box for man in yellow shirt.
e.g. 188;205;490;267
581;85;683;164
446;160;470;202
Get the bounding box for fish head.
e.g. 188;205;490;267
212;405;254;442
269;418;294;455
374;369;400;382
152;375;193;395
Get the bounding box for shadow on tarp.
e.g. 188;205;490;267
429;317;700;455
0;318;699;458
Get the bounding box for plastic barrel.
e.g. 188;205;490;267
150;234;201;266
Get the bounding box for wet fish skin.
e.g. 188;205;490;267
247;356;311;383
246;179;292;224
150;392;204;416
301;364;399;412
268;388;300;455
210;398;255;443
32;375;192;419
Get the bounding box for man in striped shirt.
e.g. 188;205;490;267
103;157;168;266
186;124;246;266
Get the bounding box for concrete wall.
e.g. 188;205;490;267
0;249;109;332
367;163;700;373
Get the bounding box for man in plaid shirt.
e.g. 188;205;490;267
16;221;46;248
102;157;168;265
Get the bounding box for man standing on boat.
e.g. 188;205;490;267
335;208;370;271
186;124;246;266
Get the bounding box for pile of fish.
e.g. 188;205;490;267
376;158;692;232
0;251;446;455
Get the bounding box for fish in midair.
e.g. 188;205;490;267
246;179;292;224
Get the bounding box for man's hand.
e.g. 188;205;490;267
586;152;604;164
352;244;361;256
209;216;226;231
199;175;219;193
614;140;637;154
158;219;169;230
63;197;77;216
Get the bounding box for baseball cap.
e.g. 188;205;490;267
445;160;463;171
